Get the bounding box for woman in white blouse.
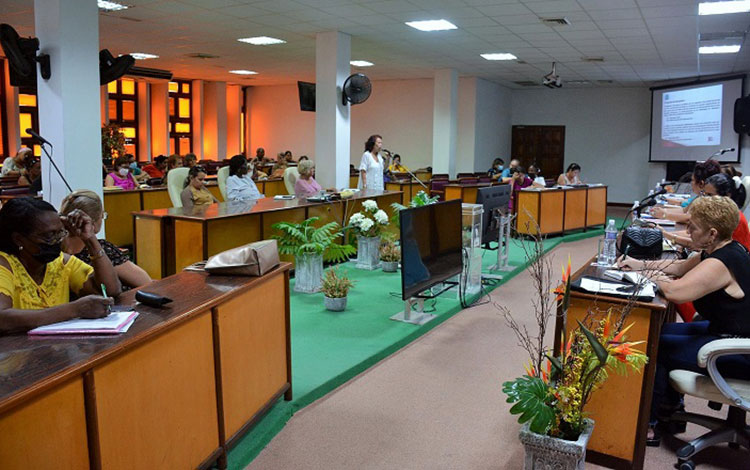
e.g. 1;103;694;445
226;155;264;202
359;134;385;191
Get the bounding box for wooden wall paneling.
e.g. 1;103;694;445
103;191;141;246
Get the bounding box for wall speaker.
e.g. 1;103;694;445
734;95;750;134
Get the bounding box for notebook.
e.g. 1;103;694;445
28;311;138;335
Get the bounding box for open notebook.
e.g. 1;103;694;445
28;311;138;335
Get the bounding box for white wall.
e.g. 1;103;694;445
456;77;477;174
474;78;512;173
512;87;651;203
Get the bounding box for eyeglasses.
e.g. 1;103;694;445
35;229;69;245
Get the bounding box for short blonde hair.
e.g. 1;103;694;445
688;195;739;241
298;159;315;176
60;190;103;221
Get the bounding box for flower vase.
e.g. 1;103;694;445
381;261;399;272
294;252;323;293
518;419;594;470
324;296;347;311
356;235;381;270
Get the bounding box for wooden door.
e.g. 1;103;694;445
511;125;565;179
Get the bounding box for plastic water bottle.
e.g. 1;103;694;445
631;200;639;221
602;219;618;265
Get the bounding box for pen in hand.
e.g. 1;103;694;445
101;283;112;315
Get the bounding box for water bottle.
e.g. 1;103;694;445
602;219;617;265
631;200;639;221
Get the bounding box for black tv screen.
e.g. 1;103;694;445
476;184;511;247
400;200;463;300
297;81;315;112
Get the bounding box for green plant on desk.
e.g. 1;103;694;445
271;216;355;262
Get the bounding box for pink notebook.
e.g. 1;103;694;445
28;311;138;335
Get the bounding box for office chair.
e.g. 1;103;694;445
668;338;750;469
283;166;300;195
166;167;189;208
217;166;230;201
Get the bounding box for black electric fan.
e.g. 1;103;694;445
99;49;135;85
0;23;50;87
342;73;372;106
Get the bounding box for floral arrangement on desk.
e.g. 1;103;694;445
348;199;390;238
498;241;648;441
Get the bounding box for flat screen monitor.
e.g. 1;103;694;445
476;184;511;247
297;81;315;112
400;199;463;300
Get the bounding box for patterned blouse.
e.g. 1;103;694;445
75;239;128;266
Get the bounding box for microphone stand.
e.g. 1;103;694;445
620;198;657;231
402;167;428;190
37;140;73;193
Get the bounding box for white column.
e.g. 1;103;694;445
203;81;227;160
315;31;350;189
34;0;101;209
432;69;458;178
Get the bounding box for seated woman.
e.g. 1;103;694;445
270;161;287;179
1;148;32;177
18;159;42;194
181;165;218;209
142;155;167;179
167;153;183;172
295;160;322;198
0;198;121;334
527;164;546;186
509;166;544;211
105;156;138;190
226;155;264;202
618;196;750;445
60;190;151;289
556;163;583;186
184;153;198;168
654;160;721;223
388;154;409;173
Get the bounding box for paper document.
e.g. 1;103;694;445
639;217;675;226
28;311;139;335
579;277;656;299
603;270;651;285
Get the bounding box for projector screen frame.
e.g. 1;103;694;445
648;74;745;163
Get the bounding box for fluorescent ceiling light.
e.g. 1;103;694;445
237;36;286;46
405;19;457;32
699;1;750;15
350;60;374;67
481;53;517;61
98;1;129;11
229;70;258;75
129;53;158;60
699;44;741;53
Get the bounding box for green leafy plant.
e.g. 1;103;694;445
379;240;401;262
321;267;354;298
101;123;126;164
271;217;356;262
390;190;439;225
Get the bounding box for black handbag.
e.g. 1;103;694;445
618;226;663;259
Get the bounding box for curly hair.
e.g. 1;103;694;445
364;134;382;152
688;195;739;241
693;159;721;185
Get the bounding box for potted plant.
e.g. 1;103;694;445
347;199;389;270
321;267;354;311
272;217;356;293
498;232;648;470
101;123;126;166
379;239;400;272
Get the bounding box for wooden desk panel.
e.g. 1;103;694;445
141;188;172;210
516;191;540;235
586;186;607;227
175;219;205;272
539;191;565;234
104;191;141;246
0;378;89;470
134;217;165;279
349;175;359;188
93;312;219;470
208;185;224;202
206;215;262;258
307;202;345;228
563;188;587;230
263;179;287;197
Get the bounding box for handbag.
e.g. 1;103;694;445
205;240;280;276
618;226;663;260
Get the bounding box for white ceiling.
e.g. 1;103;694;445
2;0;750;87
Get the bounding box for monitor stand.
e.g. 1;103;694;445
391;281;457;325
484;213;516;280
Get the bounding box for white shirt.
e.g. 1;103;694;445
359;151;384;191
1;157;22;176
226;174;264;201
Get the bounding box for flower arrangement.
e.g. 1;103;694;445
498;238;648;441
321;267;355;298
348;199;389;238
379;240;401;262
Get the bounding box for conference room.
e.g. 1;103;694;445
1;1;749;469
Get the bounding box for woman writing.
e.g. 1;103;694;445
557;163;583;186
618;196;750;445
180;166;218;209
295;160;323;198
60;190;152;289
0;198;121;334
359;134;385;191
226;155;264;202
105;156;138;190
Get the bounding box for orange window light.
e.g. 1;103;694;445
179;137;191;154
108;100;118;120
19;114;32;137
121;127;136;138
122;100;136;120
175;122;190;133
181;83;190;94
169;82;179;93
107;81;118;94
178;98;190;118
19;94;36;107
169;97;175;117
121;78;135;95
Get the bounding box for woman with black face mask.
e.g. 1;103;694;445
0;197;121;334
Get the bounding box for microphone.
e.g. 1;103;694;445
712;147;736;156
620;198;658;230
639;187;667;204
26;128;50;145
658;180;676;187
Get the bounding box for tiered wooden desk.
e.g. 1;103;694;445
516;185;607;235
133;190;402;279
0;265;292;470
554;257;670;470
443;182;496;204
385;180;429;205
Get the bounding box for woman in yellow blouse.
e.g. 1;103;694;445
0;197;121;334
180;165;218;209
388;154;409;173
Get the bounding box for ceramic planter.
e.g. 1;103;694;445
518;419;594;470
294;252;323;293
381;261;399;272
356;235;381;270
324;296;347;312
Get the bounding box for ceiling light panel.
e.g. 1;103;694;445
129;53;158;60
699;44;742;53
98;1;128;11
699;1;750;15
481;53;518;61
350;60;374;67
229;70;258;75
237;36;286;45
405;19;458;32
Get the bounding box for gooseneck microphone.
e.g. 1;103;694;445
25;128;73;193
26;128;50;145
712;147;736;156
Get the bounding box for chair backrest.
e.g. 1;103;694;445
217;166;230;200
740;176;750;211
0;187;31;196
283;166;300;194
478;176;492;183
167;167;190;208
431;173;449;180
430;179;450;191
457;172;474;179
459;178;478;185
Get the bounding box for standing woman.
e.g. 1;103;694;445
359;134;385;191
180;165;217;209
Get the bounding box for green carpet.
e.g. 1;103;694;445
226;224;610;470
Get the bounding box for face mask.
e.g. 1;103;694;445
496;165;503;170
130;162;138;170
118;168;129;177
32;242;62;264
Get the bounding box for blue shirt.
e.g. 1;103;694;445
501;168;511;178
681;195;697;208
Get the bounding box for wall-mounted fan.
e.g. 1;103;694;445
342;73;371;106
100;49;135;85
0;23;50;87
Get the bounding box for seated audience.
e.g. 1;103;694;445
509;166;544;210
0;197;121;334
527;164;546;186
557;163;583;186
18;159;42;194
181;165;217;209
60;190;151;289
501;158;520;183
488;158;505;180
655;159;721;223
298;155;309;162
389;154;409;173
252;147;269;165
226;155;264;202
295;160;323;198
1;148;32;177
270;161;287;179
105;156;138;190
184;153;198;168
618;196;750;445
167;154;183;173
284;150;294;164
125;154;149;183
142;155;168;179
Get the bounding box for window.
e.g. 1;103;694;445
107;78;139;158
18;87;40;157
169;79;192;155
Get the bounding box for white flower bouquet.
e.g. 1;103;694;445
348;199;389;237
